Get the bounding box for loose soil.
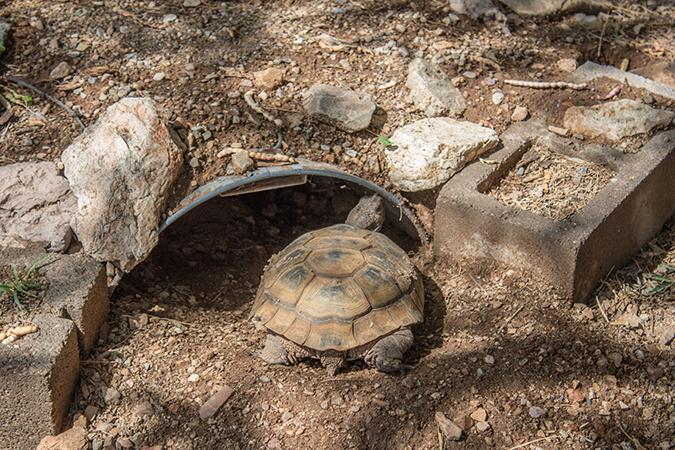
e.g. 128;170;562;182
488;143;615;221
0;1;673;449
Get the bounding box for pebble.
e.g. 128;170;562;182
183;0;201;6
435;412;462;441
511;106;529;122
491;92;504;105
153;72;166;82
528;406;547;419
484;355;495;365
258;375;271;383
547;125;569;136
163;14;177;23
198;385;234;420
281;411;294;422
463;71;477;79
475;421;491;432
557;58;578;73
188;373;200;383
104;387;120;405
607;351;623;368
659;329;674;346
231;150;254;175
49;61;73;80
470;408;487;422
188;157;199;168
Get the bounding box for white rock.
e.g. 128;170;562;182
231;150;254;174
183;0;201;6
557;58;578;73
385;118;499;191
563;99;675;141
511;105;529;121
0;162;76;252
187;373;200;383
153;72;166;81
406;58;466;117
491;91;504;105
302;84;376;132
62;98;184;273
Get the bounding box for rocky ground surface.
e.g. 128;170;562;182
0;0;674;449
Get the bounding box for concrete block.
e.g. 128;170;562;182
434;122;675;302
0;314;80;450
0;248;108;353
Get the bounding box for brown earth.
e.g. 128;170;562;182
0;1;673;449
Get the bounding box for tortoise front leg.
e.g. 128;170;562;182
364;327;413;373
320;354;345;376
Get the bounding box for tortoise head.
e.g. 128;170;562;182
345;195;385;231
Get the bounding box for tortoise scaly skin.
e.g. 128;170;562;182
250;202;424;375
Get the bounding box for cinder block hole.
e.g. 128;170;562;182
486;142;616;221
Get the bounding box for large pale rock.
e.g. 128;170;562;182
406;58;465;117
385;118;499;192
563;99;674;141
302;84;376;132
498;0;604;16
571;61;675;101
632;61;675;89
0;162;76;252
62;98;183;272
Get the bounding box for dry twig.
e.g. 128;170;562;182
244;90;282;127
6;75;86;130
498;305;524;333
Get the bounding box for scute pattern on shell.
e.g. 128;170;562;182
250;224;424;352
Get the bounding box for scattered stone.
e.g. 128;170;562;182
572;61;675;101
528;406;546;419
49;61;73;80
547;125;569;136
563;99;674;141
470;408;487;422
0;162;76;252
406;58;466;117
491;92;504;105
302;84;376;132
187;373;200;383
62;98;184;274
281;411;294;422
435;412;463;442
84;405;98;422
484;355;495;365
450;0;504;20
511;105;529;122
231;150;255;174
385;118;499;191
632;61;675;89
613;311;643;329
152;72;166;81
198;385;234;419
37;416;87;450
188;157;200;168
607;351;623;368
132;401;153;418
475;421;491;432
104;387;120;405
659;329;674;346
253;67;285;90
162;14;177;23
566;388;585;403
183;0;201;6
557;58;578;73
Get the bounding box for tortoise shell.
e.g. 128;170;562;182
249;224;424;352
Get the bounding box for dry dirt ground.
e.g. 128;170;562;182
0;1;674;449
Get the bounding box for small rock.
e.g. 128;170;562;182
117;437;133;449
153;72;166;82
435;411;463;442
632;61;675;89
607;351;623;368
557;58;578;73
385;118;499;191
528;406;546;419
475;421;491;432
231;150;254;175
547;125;569;136
50;61;73;80
258;375;271;383
198;385;234;419
658;329;674;346
330;393;344;406
406;58;466;117
132;401;153;418
511;105;529;122
187;373;200;383
452;413;473;431
302;84;376;132
563;99;674;141
183;0;201;6
462;71;477;79
484;355;495;365
188;157;200;168
252;67;285;90
163;14;177;23
491;92;504;105
37;416;87;450
470;408;487;422
281;411;294;422
104;387;120;405
566;388;585;403
84;405;98;422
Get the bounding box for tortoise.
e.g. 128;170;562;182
249;195;424;375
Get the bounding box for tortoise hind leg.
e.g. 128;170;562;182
255;333;295;365
364;327;414;373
